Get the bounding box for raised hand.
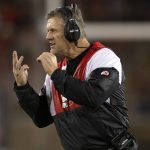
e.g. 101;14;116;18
37;52;58;75
12;51;29;86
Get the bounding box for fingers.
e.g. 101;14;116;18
13;50;24;70
36;55;42;62
17;56;24;70
13;50;18;67
36;52;48;63
21;64;29;71
20;64;29;75
37;52;56;62
36;52;46;62
37;51;58;75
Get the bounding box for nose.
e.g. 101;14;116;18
46;31;53;40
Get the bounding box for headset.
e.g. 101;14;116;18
64;2;81;43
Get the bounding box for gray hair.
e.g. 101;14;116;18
47;5;86;38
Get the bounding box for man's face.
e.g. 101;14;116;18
46;16;70;56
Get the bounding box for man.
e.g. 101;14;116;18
13;3;137;150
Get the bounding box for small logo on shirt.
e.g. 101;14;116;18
101;70;109;76
61;95;73;108
61;66;67;70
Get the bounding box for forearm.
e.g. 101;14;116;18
14;82;53;127
51;68;119;108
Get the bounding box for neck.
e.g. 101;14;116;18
67;38;90;59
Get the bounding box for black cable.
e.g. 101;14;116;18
75;41;89;49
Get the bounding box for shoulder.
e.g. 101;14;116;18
85;48;123;83
89;48;120;66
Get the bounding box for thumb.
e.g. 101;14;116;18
22;65;29;77
22;64;29;70
21;64;30;72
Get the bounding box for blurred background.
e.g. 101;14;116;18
0;0;150;149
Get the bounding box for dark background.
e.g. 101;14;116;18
0;0;150;149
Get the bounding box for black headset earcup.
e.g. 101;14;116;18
64;19;80;43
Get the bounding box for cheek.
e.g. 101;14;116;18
57;34;68;45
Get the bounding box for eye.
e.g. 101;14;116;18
48;28;57;33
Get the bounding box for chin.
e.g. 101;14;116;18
50;49;62;58
50;49;56;54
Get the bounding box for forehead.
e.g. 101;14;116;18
47;16;64;29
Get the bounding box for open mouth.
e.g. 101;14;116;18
49;43;55;48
